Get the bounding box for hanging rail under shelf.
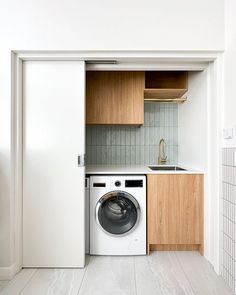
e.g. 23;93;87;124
144;97;187;103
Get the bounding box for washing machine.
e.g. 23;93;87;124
90;175;146;255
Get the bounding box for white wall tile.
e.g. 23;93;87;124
221;147;236;293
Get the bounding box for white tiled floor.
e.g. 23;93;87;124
0;252;233;295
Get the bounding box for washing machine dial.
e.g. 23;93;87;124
115;181;121;187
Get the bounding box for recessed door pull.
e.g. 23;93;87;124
77;154;85;167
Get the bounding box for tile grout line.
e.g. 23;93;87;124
174;252;197;295
18;269;38;295
77;255;91;295
146;255;164;294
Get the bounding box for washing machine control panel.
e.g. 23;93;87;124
125;180;143;187
115;181;121;187
90;176;145;190
112;179;144;188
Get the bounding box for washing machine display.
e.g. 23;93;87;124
96;191;140;236
90;175;146;256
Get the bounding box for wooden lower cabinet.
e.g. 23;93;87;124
147;174;204;254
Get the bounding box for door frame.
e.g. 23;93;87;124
11;50;223;277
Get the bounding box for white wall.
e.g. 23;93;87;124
178;69;221;270
224;0;236;128
178;71;208;170
0;0;224;270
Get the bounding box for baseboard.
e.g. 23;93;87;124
0;263;18;280
149;244;203;255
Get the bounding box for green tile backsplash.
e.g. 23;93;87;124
86;103;178;165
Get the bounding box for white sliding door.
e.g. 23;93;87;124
22;61;85;267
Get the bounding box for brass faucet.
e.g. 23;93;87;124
158;138;167;165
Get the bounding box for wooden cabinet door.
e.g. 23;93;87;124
86;71;144;125
148;174;203;245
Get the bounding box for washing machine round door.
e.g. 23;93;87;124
96;191;140;236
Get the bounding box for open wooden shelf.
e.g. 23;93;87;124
144;88;187;101
144;71;188;103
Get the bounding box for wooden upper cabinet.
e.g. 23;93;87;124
148;174;203;249
86;71;145;125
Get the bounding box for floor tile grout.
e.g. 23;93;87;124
77;255;90;295
146;254;164;295
175;252;197;295
18;269;38;295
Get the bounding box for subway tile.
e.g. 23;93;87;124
120;127;126;146
86;127;91;146
149;127;155;145
222;147;236;294
144;146;150;164
91;146;97;163
130;128;136;145
154;103;160;126
164;104;170;127
149;146;155;165
96;146;102;164
173;105;178;126
160;104;165;126
101;146;107;163
101;127;107;144
227;149;235;166
222;148;227;166
115;127;121;146
97;128;104;145
140;126;145;146
115;146;121;165
106;127;112;145
154;127;160;146
173;126;178;145
149;103;155;126
130;146;136;164
125;146;131;164
85;102;178;165
140;146;145;164
86;146;92;165
135;146;141;164
91;127;97;145
125;127;131;146
222;166;228;183
111;128;117;146
173;146;178;164
144;103;151;126
135;128;140;146
144;127;150;145
111;146;116;164
120;146;126;165
106;146;112;164
159;126;165;140
168;106;174;127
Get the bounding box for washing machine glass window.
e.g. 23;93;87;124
96;191;140;236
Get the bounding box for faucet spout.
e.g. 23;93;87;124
158;138;167;165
